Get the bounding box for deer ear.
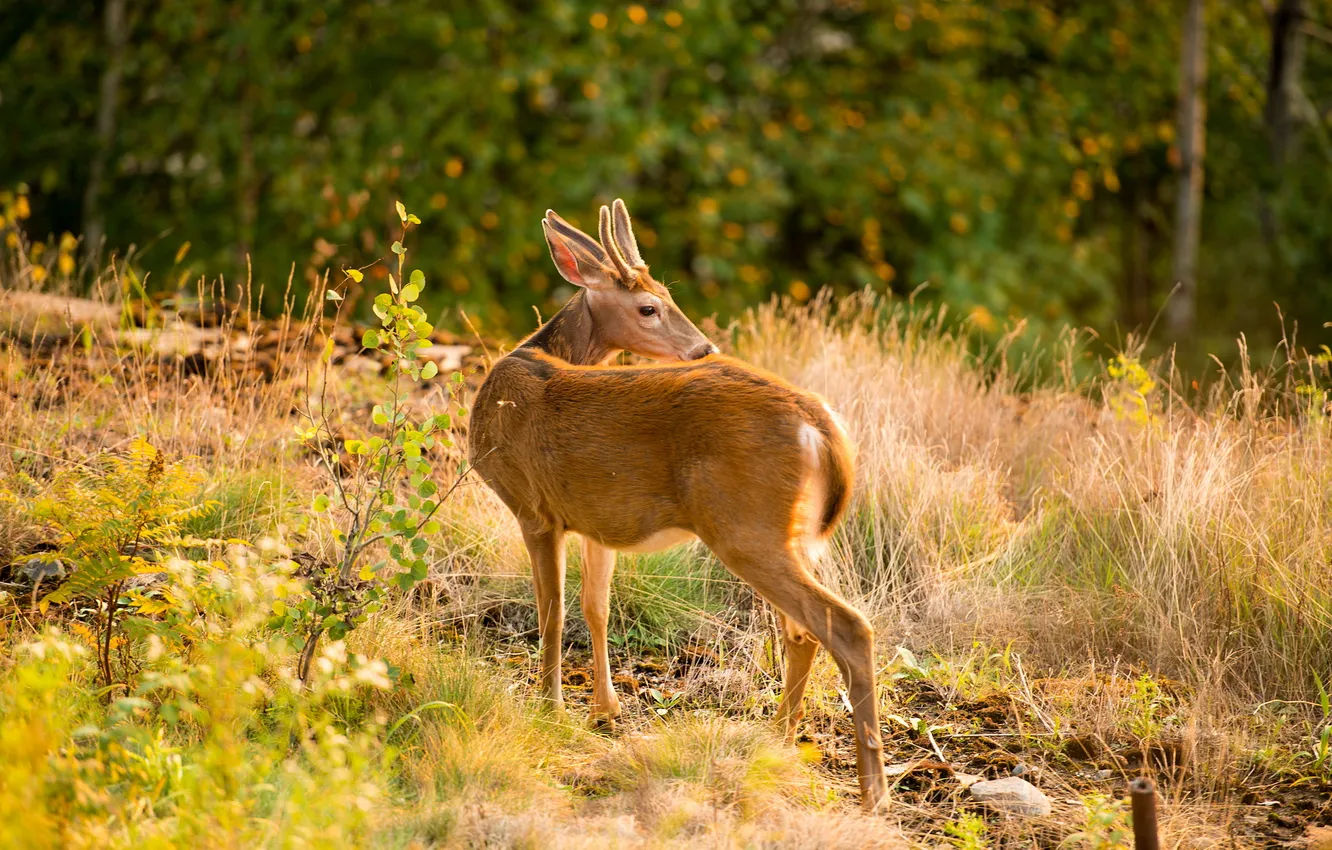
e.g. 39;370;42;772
542;218;614;290
611;198;646;269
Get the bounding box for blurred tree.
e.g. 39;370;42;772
0;1;1329;359
1167;0;1208;341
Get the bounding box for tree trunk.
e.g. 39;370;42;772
82;0;128;267
1166;0;1208;342
1119;180;1156;333
1265;0;1306;169
1257;0;1306;289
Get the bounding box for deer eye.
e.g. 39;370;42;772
638;305;657;317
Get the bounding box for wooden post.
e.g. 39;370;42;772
1130;777;1160;850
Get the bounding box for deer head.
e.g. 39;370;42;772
541;199;716;362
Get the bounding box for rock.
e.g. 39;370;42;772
968;776;1052;817
21;556;66;582
954;772;984;788
417;343;473;372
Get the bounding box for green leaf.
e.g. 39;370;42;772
345;268;364;283
409;269;425;286
372;405;388;426
401;283;421;302
362;329;380;349
312;494;330;513
418;479;438;498
325;290;343;302
411;537;429;556
406;214;421;225
395;200;407;223
391;241;405;255
344;439;366;455
421;361;438;380
422;521;441;535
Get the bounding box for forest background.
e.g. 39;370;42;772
2;0;1331;364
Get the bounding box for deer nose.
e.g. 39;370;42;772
688;342;718;361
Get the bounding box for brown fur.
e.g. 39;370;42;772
471;347;852;549
466;202;886;810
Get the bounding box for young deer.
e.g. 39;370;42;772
468;200;887;809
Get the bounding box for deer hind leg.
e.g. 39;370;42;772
580;537;621;726
774;613;819;743
521;524;567;712
717;542;886;811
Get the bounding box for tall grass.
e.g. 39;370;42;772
736;291;1332;702
4;263;1331;845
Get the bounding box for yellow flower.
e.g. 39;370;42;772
969;305;997;332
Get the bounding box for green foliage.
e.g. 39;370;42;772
1061;793;1133;849
1126;673;1177;744
25;438;217;695
944;813;990;850
0;553;392;847
291;202;467;681
4;2;1330;353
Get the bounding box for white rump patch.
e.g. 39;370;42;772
798;422;823;463
617;527;697;554
795;421;829;555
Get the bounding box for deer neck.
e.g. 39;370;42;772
520;290;618;366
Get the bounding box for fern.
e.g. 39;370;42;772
28;438;217;697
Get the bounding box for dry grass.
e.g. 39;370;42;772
738;291;1332;704
2;275;1331;847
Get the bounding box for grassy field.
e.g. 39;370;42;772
2;267;1331;848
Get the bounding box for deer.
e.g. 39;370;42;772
468;199;887;809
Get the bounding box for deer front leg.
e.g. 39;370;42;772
521;525;567;712
774;613;819;743
580;537;621;726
